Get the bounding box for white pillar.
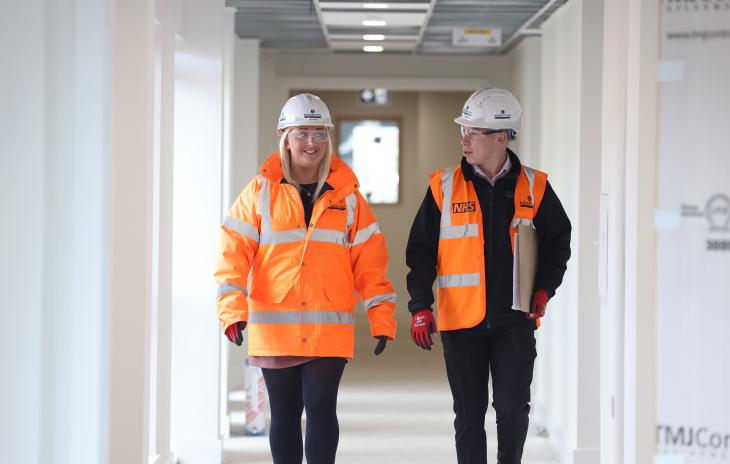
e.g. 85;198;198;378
231;39;261;199
149;0;180;462
622;1;658;463
600;1;659;463
108;0;155;463
170;1;232;461
574;0;603;463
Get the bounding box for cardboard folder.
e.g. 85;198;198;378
511;224;538;313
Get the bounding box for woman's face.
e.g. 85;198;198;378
285;126;329;173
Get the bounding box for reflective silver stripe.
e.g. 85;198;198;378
439;223;479;240
511;217;534;228
522;166;536;200
260;228;306;245
440;166;456;228
310;228;348;246
223;215;259;242
345;192;357;235
258;175;271;232
351;222;382;247
362;292;397;310
217;282;248;298
437;273;481;288
257;176;310;245
249;311;355;325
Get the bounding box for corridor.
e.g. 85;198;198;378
4;1;728;463
224;315;559;464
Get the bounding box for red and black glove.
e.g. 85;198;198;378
224;321;247;346
528;289;549;320
411;309;437;350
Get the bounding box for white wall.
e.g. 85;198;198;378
536;2;583;460
1;3;48;463
522;1;602;463
1;1;236;463
2;1;112;463
509;36;542;165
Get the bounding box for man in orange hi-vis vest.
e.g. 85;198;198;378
406;88;571;464
215;93;397;464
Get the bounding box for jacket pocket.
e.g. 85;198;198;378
250;280;292;304
323;283;358;306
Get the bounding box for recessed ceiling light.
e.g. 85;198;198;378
363;2;389;8
363;34;385;41
362;20;387;27
363;45;384;52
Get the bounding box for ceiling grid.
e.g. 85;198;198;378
226;0;568;54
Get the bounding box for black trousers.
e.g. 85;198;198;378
441;321;537;464
261;358;347;464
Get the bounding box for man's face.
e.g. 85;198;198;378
459;126;508;166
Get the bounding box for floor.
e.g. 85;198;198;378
224;318;560;464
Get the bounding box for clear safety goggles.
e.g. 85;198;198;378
288;128;329;142
460;126;504;139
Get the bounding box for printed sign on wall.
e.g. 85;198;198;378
656;1;730;463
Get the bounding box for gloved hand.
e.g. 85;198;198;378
527;289;549;320
224;321;247;346
374;336;388;355
411;309;437;350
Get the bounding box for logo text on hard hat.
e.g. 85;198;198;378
304;108;323;120
494;109;511;120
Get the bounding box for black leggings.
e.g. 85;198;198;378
261;357;347;464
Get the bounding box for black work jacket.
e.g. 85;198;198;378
405;150;572;329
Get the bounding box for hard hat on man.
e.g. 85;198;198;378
454;88;522;133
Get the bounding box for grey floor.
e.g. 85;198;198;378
224;320;560;464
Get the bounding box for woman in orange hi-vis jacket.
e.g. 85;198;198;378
215;93;397;464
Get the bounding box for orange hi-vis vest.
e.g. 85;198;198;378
429;162;547;331
215;153;397;358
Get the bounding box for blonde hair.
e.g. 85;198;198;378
278;128;333;199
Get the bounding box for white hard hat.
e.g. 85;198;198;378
454;88;522;133
278;93;334;131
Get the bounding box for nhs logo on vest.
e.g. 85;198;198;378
452;202;476;214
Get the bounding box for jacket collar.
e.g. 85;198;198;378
258;152;360;200
461;148;522;182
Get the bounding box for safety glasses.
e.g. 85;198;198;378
460;126;503;139
288;128;329;142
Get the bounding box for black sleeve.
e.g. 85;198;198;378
532;181;572;298
405;187;441;314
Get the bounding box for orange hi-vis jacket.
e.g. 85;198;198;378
215;152;397;358
429;163;547;331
